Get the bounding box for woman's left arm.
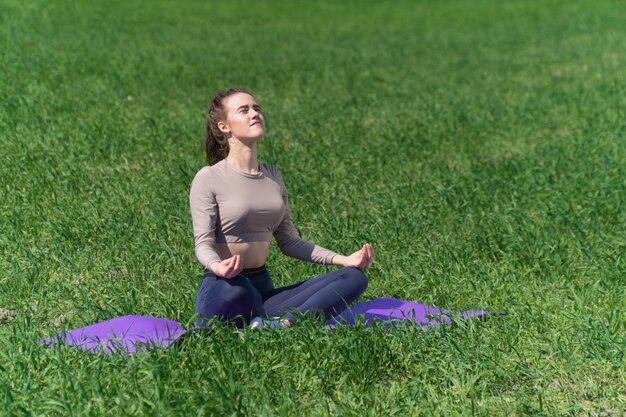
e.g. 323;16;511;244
274;210;374;268
272;168;374;269
272;195;338;264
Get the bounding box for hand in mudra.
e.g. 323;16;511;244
336;243;374;269
210;255;243;279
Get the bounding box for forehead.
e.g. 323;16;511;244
223;93;258;111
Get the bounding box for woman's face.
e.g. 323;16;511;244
219;93;265;141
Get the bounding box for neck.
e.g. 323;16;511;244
225;139;259;174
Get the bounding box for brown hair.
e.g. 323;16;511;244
205;88;253;165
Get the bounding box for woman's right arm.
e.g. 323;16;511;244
189;169;223;271
190;169;244;278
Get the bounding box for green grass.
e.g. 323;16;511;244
1;0;624;415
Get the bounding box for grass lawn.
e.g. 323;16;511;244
0;0;624;415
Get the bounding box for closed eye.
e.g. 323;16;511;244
237;104;262;114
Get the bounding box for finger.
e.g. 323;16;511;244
364;252;371;269
226;256;238;272
222;265;234;278
357;251;367;269
357;251;366;265
226;258;240;279
225;257;238;278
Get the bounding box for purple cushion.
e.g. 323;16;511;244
39;315;186;354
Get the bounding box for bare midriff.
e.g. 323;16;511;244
215;241;271;268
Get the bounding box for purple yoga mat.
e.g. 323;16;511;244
327;298;504;330
40;298;503;354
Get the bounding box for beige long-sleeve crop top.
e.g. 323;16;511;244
189;159;338;269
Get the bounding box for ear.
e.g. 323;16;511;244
217;121;230;135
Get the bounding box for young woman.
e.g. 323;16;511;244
190;88;374;329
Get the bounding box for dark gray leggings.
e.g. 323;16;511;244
194;266;368;328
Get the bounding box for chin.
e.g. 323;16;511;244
251;130;266;140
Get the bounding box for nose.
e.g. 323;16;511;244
250;110;263;124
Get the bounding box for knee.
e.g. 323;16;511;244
216;283;257;310
196;281;257;317
341;267;368;293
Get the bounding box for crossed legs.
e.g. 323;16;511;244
194;267;368;328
